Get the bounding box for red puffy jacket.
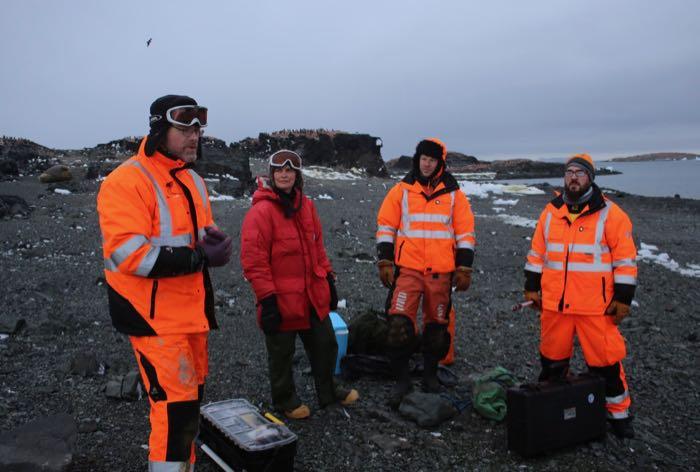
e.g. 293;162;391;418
240;178;333;331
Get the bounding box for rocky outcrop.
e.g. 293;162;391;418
0;136;59;174
198;136;253;197
80;136;254;196
387;153;618;179
231;130;388;177
610;152;699;162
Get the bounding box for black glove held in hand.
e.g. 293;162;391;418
259;295;282;334
196;233;232;267
327;274;338;311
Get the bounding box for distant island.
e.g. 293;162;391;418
609;152;699;162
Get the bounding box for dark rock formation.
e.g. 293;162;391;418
197;136;253;197
0;136;59;174
0;413;77;471
388;153;619;180
610;152;699;162
80;136;254;196
0;195;31;219
231;130;388;177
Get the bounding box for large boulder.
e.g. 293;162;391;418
0;413;78;471
39;165;72;183
0;136;59;174
231;130;388;177
197;136;253;196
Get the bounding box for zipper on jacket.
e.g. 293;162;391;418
557;220;572;312
601;276;607;303
149;280;158;319
397;241;405;263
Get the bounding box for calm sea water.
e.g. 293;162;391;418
501;159;700;199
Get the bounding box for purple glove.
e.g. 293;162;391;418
203;226;228;243
197;233;232;267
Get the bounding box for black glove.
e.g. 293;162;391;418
327;273;338;311
196;233;232;267
259;295;282;335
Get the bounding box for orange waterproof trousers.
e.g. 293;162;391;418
130;333;209;466
540;309;631;418
388;268;451;327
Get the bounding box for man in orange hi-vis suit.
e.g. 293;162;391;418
376;138;475;409
524;153;637;439
98;95;232;470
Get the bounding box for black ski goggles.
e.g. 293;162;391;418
159;105;208;127
269;150;302;170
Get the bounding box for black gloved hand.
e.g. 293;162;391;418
196;233;232;267
327;273;338;311
259;295;282;335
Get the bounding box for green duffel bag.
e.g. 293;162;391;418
472;366;518;421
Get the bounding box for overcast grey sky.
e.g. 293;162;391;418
1;0;698;160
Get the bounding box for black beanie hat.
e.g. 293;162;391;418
144;95;198;157
413;138;446;183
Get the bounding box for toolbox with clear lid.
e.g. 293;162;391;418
199;398;297;471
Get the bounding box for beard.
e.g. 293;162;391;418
564;181;591;201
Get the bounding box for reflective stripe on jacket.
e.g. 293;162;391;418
525;185;637;315
97;137;215;335
376;172;475;273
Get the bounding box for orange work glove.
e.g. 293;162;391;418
453;266;472;291
377;260;395;288
606;300;631;325
524;290;542;310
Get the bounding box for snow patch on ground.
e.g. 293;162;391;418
459;181;544;198
492;207;506;213
209;194;235;201
54;188;71;195
316;194;333;200
302;166;364;180
496;214;537;228
493;198;519;206
637;242;700;278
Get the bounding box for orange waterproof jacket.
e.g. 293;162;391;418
376;172;475;274
97;137;216;335
524;185;637;315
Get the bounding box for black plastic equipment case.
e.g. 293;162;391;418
199;399;297;471
506;373;606;456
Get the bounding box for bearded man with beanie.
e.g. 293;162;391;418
376;138;475;408
524;153;638;439
97;95;232;470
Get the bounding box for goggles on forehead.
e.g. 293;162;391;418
151;105;208;127
269;150;302;170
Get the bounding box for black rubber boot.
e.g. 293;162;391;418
422;353;443;393
388;356;412;410
609;416;635;439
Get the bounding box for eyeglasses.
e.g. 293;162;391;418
269;150;302;170
172;125;204;137
565;169;587;178
150;105;208;127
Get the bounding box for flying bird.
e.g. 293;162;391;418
146;38;152;47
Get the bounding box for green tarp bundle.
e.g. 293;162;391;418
472;366;518;421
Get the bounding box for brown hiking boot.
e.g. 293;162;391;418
284;404;310;420
340;389;359;406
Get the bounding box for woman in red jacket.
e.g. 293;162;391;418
240;150;359;419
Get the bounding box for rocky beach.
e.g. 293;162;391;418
1;138;699;471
